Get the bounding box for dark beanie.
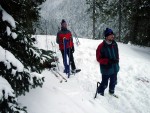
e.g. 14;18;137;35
104;28;114;37
61;19;66;25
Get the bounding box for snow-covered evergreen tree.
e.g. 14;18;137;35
86;0;150;46
36;0;92;38
128;0;150;46
86;0;123;39
0;0;55;112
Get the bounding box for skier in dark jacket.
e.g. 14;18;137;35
56;19;76;73
96;28;120;96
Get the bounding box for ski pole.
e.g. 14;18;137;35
63;37;68;74
68;39;71;78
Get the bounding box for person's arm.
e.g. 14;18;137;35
69;31;75;53
117;44;119;60
96;43;109;65
56;33;59;44
70;33;73;43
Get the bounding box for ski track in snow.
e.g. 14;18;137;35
18;35;150;113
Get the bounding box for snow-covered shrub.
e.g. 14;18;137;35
0;0;55;112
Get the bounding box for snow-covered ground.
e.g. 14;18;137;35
18;35;150;113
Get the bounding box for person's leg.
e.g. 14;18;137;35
109;73;117;94
98;74;109;96
67;48;76;70
60;50;65;67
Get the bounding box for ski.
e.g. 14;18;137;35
94;88;98;99
94;81;119;99
109;94;119;98
70;26;80;46
51;69;63;83
55;70;67;82
71;69;81;75
94;82;101;99
75;37;80;46
51;41;59;71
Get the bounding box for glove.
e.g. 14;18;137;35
108;59;119;64
71;46;75;53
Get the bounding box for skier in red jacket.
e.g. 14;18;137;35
56;19;76;73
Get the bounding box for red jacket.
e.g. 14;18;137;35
56;29;73;50
96;41;109;65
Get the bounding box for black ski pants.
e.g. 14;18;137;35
98;73;117;94
60;48;76;70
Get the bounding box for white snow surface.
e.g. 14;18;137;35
18;35;150;113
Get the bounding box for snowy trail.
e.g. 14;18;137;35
19;35;150;113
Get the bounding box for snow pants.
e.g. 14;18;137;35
60;48;76;70
98;73;117;95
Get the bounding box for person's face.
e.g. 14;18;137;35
61;22;67;28
106;34;114;42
